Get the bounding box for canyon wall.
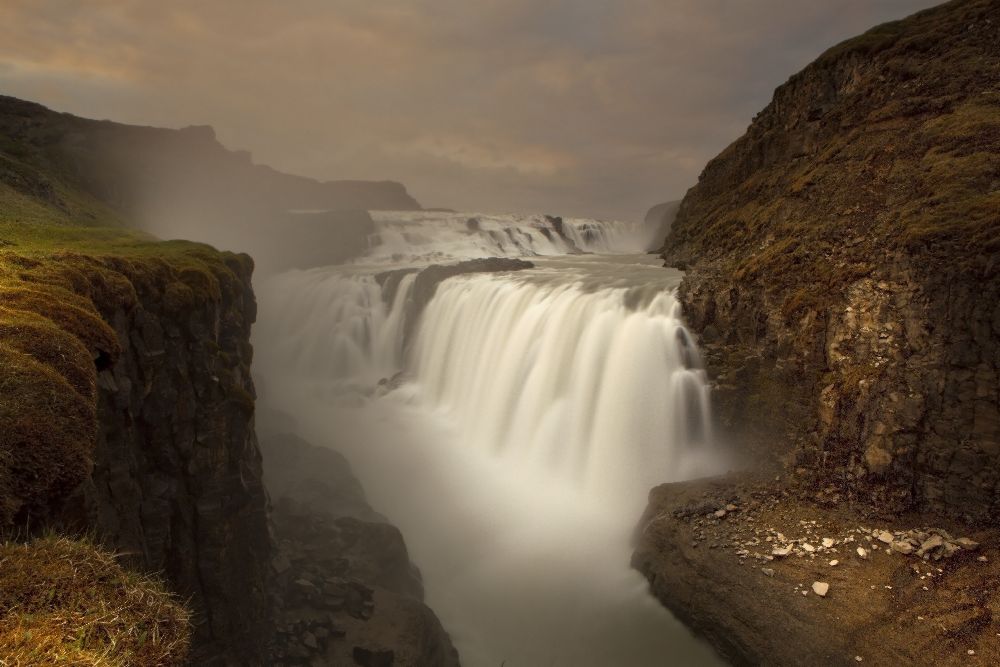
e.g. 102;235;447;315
662;0;1000;521
60;253;273;664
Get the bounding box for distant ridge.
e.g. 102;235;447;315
0;94;421;263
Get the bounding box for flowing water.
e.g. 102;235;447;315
255;211;725;666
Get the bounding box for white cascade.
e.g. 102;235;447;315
412;275;714;501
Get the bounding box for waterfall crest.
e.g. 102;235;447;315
363;210;654;265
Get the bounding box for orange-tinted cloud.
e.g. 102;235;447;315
0;0;941;219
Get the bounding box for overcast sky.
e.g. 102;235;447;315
0;0;941;220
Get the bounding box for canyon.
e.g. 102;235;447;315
2;0;999;664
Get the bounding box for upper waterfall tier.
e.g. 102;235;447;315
361;211;655;265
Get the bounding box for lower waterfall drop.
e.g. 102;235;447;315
411;274;714;503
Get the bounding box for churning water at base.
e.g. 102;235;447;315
255;213;725;666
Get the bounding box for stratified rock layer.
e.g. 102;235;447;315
662;0;1000;519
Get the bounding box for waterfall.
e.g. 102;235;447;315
262;269;416;389
255;211;723;667
412;276;713;500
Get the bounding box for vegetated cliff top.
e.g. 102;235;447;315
0;98;280;662
665;0;999;307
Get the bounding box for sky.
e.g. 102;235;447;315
0;0;941;221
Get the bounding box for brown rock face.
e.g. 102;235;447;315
663;0;1000;520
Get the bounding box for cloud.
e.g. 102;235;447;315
0;0;941;220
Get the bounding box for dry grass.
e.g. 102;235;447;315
0;536;190;666
0;95;253;665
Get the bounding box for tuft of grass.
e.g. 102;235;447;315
0;536;191;666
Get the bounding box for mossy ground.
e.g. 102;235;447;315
0;536;190;666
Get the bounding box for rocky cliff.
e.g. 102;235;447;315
0;230;272;663
60;251;273;664
635;1;1000;663
662;0;1000;520
260;427;460;666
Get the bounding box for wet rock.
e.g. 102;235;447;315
264;430;459;666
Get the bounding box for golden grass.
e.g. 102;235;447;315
0;536;190;666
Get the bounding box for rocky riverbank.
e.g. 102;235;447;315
633;475;999;666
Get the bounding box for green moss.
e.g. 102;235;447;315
0;345;95;525
0;308;95;401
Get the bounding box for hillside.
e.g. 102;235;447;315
0;96;453;664
0;95;421;272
